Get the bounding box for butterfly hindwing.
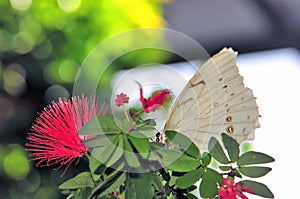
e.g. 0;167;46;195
164;48;259;150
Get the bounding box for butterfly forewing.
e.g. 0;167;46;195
164;48;259;150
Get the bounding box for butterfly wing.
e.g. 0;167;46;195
164;48;259;150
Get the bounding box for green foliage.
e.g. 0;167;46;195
125;173;154;199
201;152;211;166
205;133;275;198
78;116;120;135
237;151;275;166
199;168;223;198
90;135;123;168
61;119;275;199
208;137;230;164
238;180;274;198
222;133;240;162
238;166;272;178
156;150;201;172
59;172;94;190
175;168;203;189
123;136;141;168
84;134;116;148
89;155;103;181
68;188;93;199
165;130;200;158
128;131;151;158
90;171;125;199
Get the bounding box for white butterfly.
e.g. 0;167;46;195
163;47;260;150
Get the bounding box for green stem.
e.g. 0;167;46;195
122;104;130;121
85;153;90;160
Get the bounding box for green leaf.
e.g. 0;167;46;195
89;155;105;181
199;168;222;198
186;193;198;199
208;137;229;164
128;131;150;159
59;172;94;190
73;188;92;199
238;166;272;178
84;134;116;148
165;130;200;158
221;133;239;162
238;180;274;198
152;175;163;191
136;119;156;127
123;135;140;168
91;135;123;168
135;126;156;138
150;142;165;151
125;173;154;199
157;150;201;172
78;117;101;135
219;166;231;171
90;171;125;199
105;136;124;168
201;152;211;166
187;185;197;192
169;175;178;186
175;168;203;188
96;194;118;199
90;147;109;164
98;116;121;133
79;116;120;135
237;151;275;166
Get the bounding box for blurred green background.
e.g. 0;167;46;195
0;0;169;198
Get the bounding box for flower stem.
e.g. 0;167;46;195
132;109;143;117
85;153;90;160
122;104;130;121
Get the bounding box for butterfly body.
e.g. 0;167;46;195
164;48;259;150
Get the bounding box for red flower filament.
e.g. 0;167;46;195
218;178;252;199
26;95;108;175
136;81;170;113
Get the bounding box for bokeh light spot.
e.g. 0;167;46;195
32;39;52;59
0;30;11;52
12;32;35;54
33;187;58;199
8;63;26;76
44;84;70;104
3;64;27;96
17;169;41;193
57;0;81;13
3;146;30;180
58;59;79;83
43;62;61;84
20;15;44;45
10;0;32;11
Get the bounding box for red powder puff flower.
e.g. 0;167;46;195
136;81;170;113
26;95;109;175
218;178;252;199
115;93;129;107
